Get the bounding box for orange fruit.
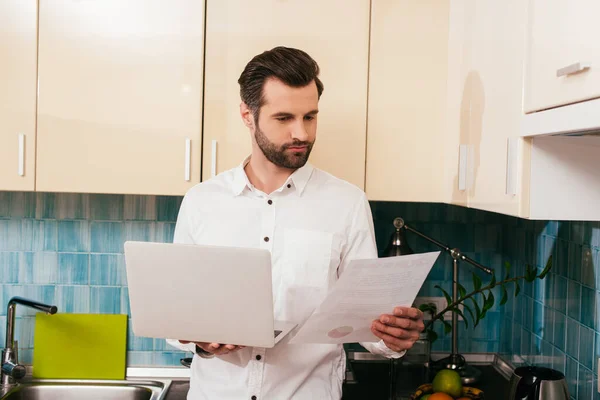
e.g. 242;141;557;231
457;398;471;400
428;393;454;400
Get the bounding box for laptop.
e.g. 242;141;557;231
123;241;296;348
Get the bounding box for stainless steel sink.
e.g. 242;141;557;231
0;379;172;400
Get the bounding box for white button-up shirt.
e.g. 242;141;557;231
167;159;403;400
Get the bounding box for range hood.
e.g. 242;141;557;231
520;98;600;221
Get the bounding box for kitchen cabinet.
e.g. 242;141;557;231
35;0;204;195
0;0;38;191
202;0;370;189
525;0;600;113
365;0;451;202
448;0;530;217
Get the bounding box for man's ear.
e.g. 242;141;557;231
240;102;254;129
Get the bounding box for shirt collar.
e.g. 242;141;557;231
231;156;314;196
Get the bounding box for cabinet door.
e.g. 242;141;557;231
0;0;38;191
465;0;530;217
366;0;450;202
525;0;600;113
203;0;369;189
36;0;204;195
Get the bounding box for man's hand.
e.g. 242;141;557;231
179;340;245;356
371;306;425;353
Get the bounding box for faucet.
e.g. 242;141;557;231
1;297;57;391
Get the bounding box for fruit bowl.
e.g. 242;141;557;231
409;383;485;400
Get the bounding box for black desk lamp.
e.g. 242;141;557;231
385;217;494;385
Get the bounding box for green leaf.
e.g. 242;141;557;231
469;297;482;327
443;320;452;334
483;290;495;312
473;273;482;291
525;264;536;283
538;255;553;280
428;330;438;344
500;284;508;306
489;273;497;288
504;261;512;275
458;283;467;300
515;281;521;297
479;292;489;319
435;285;453;310
453;307;468;329
463;303;476;326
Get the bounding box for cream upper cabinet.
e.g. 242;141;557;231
203;0;370;189
365;0;451;202
455;0;530;217
525;0;600;113
36;0;204;195
0;0;38;191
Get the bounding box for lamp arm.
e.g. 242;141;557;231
393;217;494;275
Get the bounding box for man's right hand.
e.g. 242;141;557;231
179;340;245;356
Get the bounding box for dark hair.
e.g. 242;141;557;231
238;46;324;118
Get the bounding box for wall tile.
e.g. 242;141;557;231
566;319;580;362
57;221;89;252
0;192;11;218
19;252;58;284
127;351;154;366
557;239;569;278
555;276;568;314
553;347;566;374
90;287;122;314
90;194;124;221
581;246;596;288
0;252;20;283
124;196;156;221
578;365;593;400
566;356;579;398
35;193;56;219
56;194;89;220
579;326;595;371
554;312;566;352
153;352;187;366
156;196;183;222
57;253;89;285
56;285;90;313
90;254;126;286
581;286;596;329
0;316;5;345
121;288;130;316
569;242;583;282
567;281;581;321
127;319;154;351
90;222;123;253
10;192;36;218
124;221;156;243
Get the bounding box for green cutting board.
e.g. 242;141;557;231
33;313;128;380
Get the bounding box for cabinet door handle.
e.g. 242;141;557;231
211;140;217;178
184;138;191;181
556;62;591;77
18;134;25;176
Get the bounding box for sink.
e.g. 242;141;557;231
0;379;171;400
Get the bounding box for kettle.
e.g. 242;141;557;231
508;366;569;400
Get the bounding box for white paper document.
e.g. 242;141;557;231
288;251;441;344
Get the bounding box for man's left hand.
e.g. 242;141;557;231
371;306;425;353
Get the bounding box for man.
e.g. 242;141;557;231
167;46;424;399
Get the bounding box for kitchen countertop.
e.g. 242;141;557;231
161;354;512;400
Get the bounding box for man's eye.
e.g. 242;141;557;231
276;116;291;122
304;116;315;121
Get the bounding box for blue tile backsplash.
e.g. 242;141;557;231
1;192;599;399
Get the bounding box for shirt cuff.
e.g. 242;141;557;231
374;340;407;359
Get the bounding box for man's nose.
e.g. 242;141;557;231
291;121;309;142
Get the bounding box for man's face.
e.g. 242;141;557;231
246;78;319;169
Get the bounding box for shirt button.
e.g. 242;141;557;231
264;237;269;242
287;184;291;188
267;199;272;205
251;397;257;400
256;355;262;361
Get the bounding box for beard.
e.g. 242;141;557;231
254;123;314;169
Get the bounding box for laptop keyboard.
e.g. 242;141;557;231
274;330;282;338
